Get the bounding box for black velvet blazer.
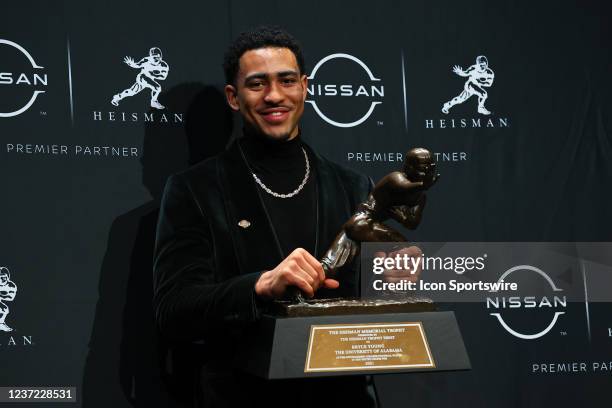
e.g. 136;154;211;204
153;140;371;343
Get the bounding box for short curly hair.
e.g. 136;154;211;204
223;25;305;86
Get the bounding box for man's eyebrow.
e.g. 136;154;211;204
244;70;299;82
244;72;267;82
277;70;299;77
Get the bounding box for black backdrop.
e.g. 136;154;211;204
1;1;611;407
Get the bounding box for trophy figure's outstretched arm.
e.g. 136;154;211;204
321;231;359;277
321;211;408;277
345;212;407;243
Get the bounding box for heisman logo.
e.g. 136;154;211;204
0;267;17;332
111;47;169;109
0;39;47;118
486;265;566;340
306;53;384;128
442;55;494;116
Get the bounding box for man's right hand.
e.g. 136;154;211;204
255;248;340;300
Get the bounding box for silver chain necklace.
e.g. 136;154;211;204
251;147;310;198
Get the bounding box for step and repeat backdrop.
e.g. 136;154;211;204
1;1;611;407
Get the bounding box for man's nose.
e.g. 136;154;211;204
263;81;284;104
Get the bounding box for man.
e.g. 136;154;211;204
442;55;494;115
0;267;17;332
111;47;169;109
153;27;375;407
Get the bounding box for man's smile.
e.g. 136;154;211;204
260;107;291;123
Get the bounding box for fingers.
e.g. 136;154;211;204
390;245;422;257
322;278;340;289
383;273;418;284
260;248;340;299
383;268;417;278
373;251;386;259
295;255;319;285
275;249;322;297
382;267;419;283
287;248;337;296
297;248;325;282
381;245;423;283
284;269;315;298
291;248;325;287
278;267;315;297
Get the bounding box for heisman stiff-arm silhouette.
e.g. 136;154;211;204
442;55;494;115
111;47;169;110
0;267;17;332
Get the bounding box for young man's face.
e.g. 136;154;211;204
225;47;308;141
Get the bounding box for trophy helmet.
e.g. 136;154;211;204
0;266;9;282
476;55;488;68
149;47;163;58
403;148;435;181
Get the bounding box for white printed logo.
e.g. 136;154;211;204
0;267;17;332
442;55;494;116
111;47;169;109
0;39;47;118
486;265;566;340
306;53;384;128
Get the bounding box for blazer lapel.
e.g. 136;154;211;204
308;147;352;259
218;141;284;275
308;146;362;298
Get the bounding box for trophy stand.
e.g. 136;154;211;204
238;297;469;379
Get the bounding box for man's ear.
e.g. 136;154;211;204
224;84;240;111
300;74;308;101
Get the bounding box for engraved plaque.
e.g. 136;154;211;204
304;322;435;373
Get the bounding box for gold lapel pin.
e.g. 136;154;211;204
238;219;251;229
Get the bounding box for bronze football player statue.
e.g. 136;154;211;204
283;147;439;309
321;147;439;277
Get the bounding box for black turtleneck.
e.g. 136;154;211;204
239;131;317;259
